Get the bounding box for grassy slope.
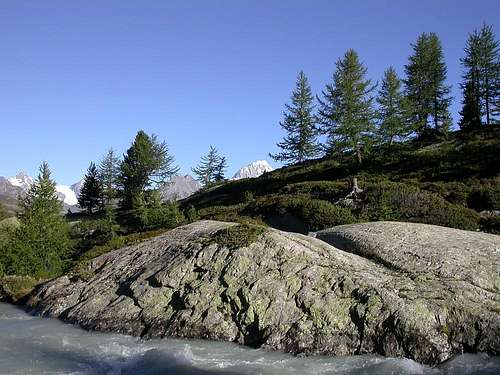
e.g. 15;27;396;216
182;127;500;234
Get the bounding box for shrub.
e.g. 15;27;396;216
133;202;185;231
280;181;349;201
246;195;355;232
185;205;199;223
243;190;255;203
360;182;481;231
207;224;267;249
467;185;500;211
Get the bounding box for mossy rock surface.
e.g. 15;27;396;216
27;220;500;366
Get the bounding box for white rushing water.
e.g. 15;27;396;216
0;303;498;375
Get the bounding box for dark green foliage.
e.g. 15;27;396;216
360;182;480;230
192;145;227;186
377;67;411;145
3;162;72;278
207;224;267;250
270;71;319;164
0;203;8;221
133;201;185;231
185;205;199;223
404;32;452;137
78;162;103;213
318;49;376;164
243;190;254;203
120;130;179;209
467;185;500;211
98;148;120;207
245;195;355;233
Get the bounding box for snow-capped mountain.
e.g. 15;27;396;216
232;160;274;180
160;175;201;202
1;171;81;207
7;171;34;190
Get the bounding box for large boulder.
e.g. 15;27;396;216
27;220;500;365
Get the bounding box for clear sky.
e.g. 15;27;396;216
1;0;499;184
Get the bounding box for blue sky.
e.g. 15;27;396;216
1;1;499;184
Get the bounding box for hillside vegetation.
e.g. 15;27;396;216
183;128;500;234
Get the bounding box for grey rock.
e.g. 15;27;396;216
159;175;201;202
27;220;500;365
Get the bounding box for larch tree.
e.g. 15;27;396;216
270;71;319;165
404;32;452;137
477;24;499;125
376;67;411;145
192;145;224;187
317;49;376;164
119;130;179;209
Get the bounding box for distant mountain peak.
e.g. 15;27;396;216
8;171;34;190
232;160;273;180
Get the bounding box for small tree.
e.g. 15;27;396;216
4;162;71;277
120;130;179;209
192;145;225;186
318;49;376;164
78;162;103;214
270;71;319;165
0;202;8;221
376;67;411;145
98;148;120;208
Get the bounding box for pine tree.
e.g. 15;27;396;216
4;162;71;277
376;67;411;145
214;156;228;182
192;145;223;186
78;162;102;214
317;49;376;164
120;130;179;209
270;71;319;165
98;148;120;208
404;32;452;137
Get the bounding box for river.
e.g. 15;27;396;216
0;303;498;375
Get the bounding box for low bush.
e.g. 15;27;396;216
206;224;267;250
246;195;356;232
133;202;185;231
360;182;481;231
467;184;500;211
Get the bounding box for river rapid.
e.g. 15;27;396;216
0;303;498;375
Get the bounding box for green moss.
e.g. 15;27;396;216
207;224;267;250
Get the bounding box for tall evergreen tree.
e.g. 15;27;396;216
78;162;102;214
214;156;228;182
317;49;376;164
477;24;499;125
376;67;410;145
4;162;71;277
120;130;179;209
270;71;319;165
98;148;120;208
404;32;452;136
192;145;223;186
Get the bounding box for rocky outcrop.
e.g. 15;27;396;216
27;220;500;365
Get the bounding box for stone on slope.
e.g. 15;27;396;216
27;220;500;365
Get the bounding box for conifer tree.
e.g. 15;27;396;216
120;130;179;209
98;148;120;208
318;49;376;164
477;24;499;125
404;32;452;136
4;162;71;277
214;156;228;182
192;145;223;186
270;71;319;165
376;67;411;145
78;162;102;214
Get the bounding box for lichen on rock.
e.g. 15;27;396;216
26;220;500;365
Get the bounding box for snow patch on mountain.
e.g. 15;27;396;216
7;171;34;190
56;185;78;206
232;160;274;180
